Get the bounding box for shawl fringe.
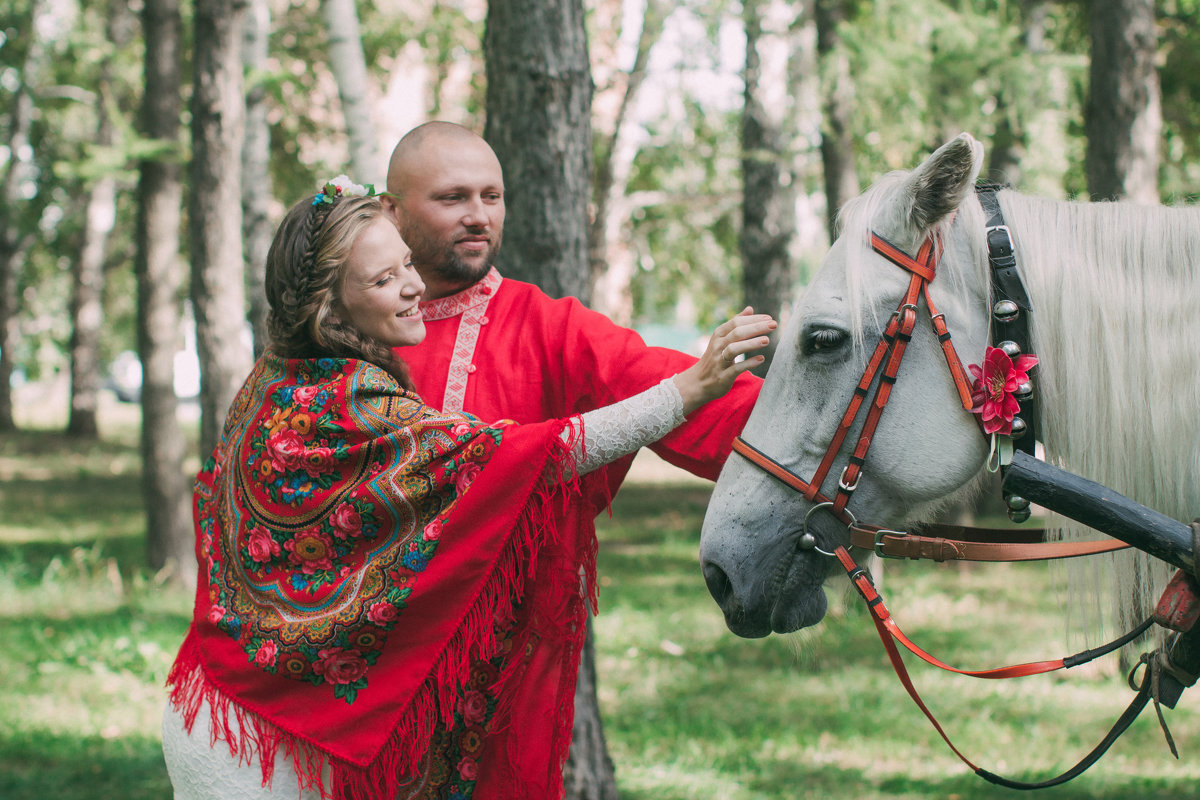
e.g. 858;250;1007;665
167;418;588;800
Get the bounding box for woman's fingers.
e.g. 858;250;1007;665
715;312;776;364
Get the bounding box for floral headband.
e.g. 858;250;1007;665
299;175;394;299
312;174;395;205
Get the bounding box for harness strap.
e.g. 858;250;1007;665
850;522;1131;562
978;185;1038;458
835;545;1158;790
922;283;974;410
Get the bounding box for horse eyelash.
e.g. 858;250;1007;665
802;327;848;356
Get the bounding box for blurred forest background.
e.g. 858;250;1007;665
2;0;1199;796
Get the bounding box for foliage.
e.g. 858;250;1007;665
838;0;1089;193
1159;0;1200;202
628;99;745;329
3;0;1200;387
2;0;145;381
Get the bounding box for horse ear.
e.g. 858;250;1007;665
904;132;984;231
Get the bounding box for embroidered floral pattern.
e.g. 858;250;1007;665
195;355;506;704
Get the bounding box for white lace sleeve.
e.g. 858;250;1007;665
561;377;685;476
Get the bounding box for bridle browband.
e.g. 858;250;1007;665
728;186;1157;789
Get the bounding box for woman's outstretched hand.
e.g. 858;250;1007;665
673;307;776;415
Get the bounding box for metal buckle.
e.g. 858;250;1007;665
837;466;859;494
985;224;1014;251
873;528;908;559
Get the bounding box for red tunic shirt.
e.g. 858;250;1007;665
396;268;761;798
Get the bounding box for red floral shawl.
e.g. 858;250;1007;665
166;355;586;799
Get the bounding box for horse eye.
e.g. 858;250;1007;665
802;327;847;356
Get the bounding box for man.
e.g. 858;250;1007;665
384;120;766;798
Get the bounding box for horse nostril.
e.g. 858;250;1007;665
702;562;734;606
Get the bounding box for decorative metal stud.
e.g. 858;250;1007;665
1014;381;1033;402
993;299;1020;322
1009;416;1028;438
1006;494;1030;511
799;533;816;550
999;340;1021;358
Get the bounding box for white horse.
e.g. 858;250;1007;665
700;133;1200;639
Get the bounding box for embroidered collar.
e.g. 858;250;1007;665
420;267;503;321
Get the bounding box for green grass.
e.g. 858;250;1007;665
1;428;1198;799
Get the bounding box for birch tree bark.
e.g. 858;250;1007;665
190;0;252;457
139;0;195;579
322;0;381;185
1085;0;1161;203
68;0;132;438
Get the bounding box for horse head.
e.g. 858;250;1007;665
701;133;1000;637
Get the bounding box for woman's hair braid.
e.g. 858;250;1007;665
264;193;413;390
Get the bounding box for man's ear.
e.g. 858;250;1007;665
379;195;403;227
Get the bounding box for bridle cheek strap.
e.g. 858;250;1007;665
870;231;974;410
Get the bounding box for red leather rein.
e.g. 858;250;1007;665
729;223;1154;789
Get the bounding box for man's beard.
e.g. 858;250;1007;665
403;224;502;289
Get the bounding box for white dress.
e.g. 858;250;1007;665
162;378;685;799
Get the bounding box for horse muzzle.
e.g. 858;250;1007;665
700;534;835;637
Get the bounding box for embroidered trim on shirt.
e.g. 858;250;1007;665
420;267;502;321
420;268;502;411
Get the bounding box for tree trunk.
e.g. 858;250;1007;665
139;0;195;581
814;0;857;241
483;0;594;302
322;0;381;186
561;614;618;800
588;0;670;325
1085;0;1161;203
190;0;252;458
242;0;272;357
0;0;47;433
68;0;131;439
741;0;800;374
484;3;615;798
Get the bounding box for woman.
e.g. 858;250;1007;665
162;177;774;800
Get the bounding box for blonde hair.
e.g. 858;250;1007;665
265;195;413;390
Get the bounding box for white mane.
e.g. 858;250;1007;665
834;178;1200;641
1000;192;1200;638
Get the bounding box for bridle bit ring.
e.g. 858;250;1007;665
800;501;856;558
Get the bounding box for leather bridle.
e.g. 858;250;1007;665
730;225;973;539
726;190;1158;789
731;188;1129;561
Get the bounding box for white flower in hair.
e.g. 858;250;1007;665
313;174;377;205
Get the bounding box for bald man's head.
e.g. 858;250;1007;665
386;122;493;199
384;122;506;299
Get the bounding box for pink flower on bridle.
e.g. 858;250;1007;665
968;346;1038;435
